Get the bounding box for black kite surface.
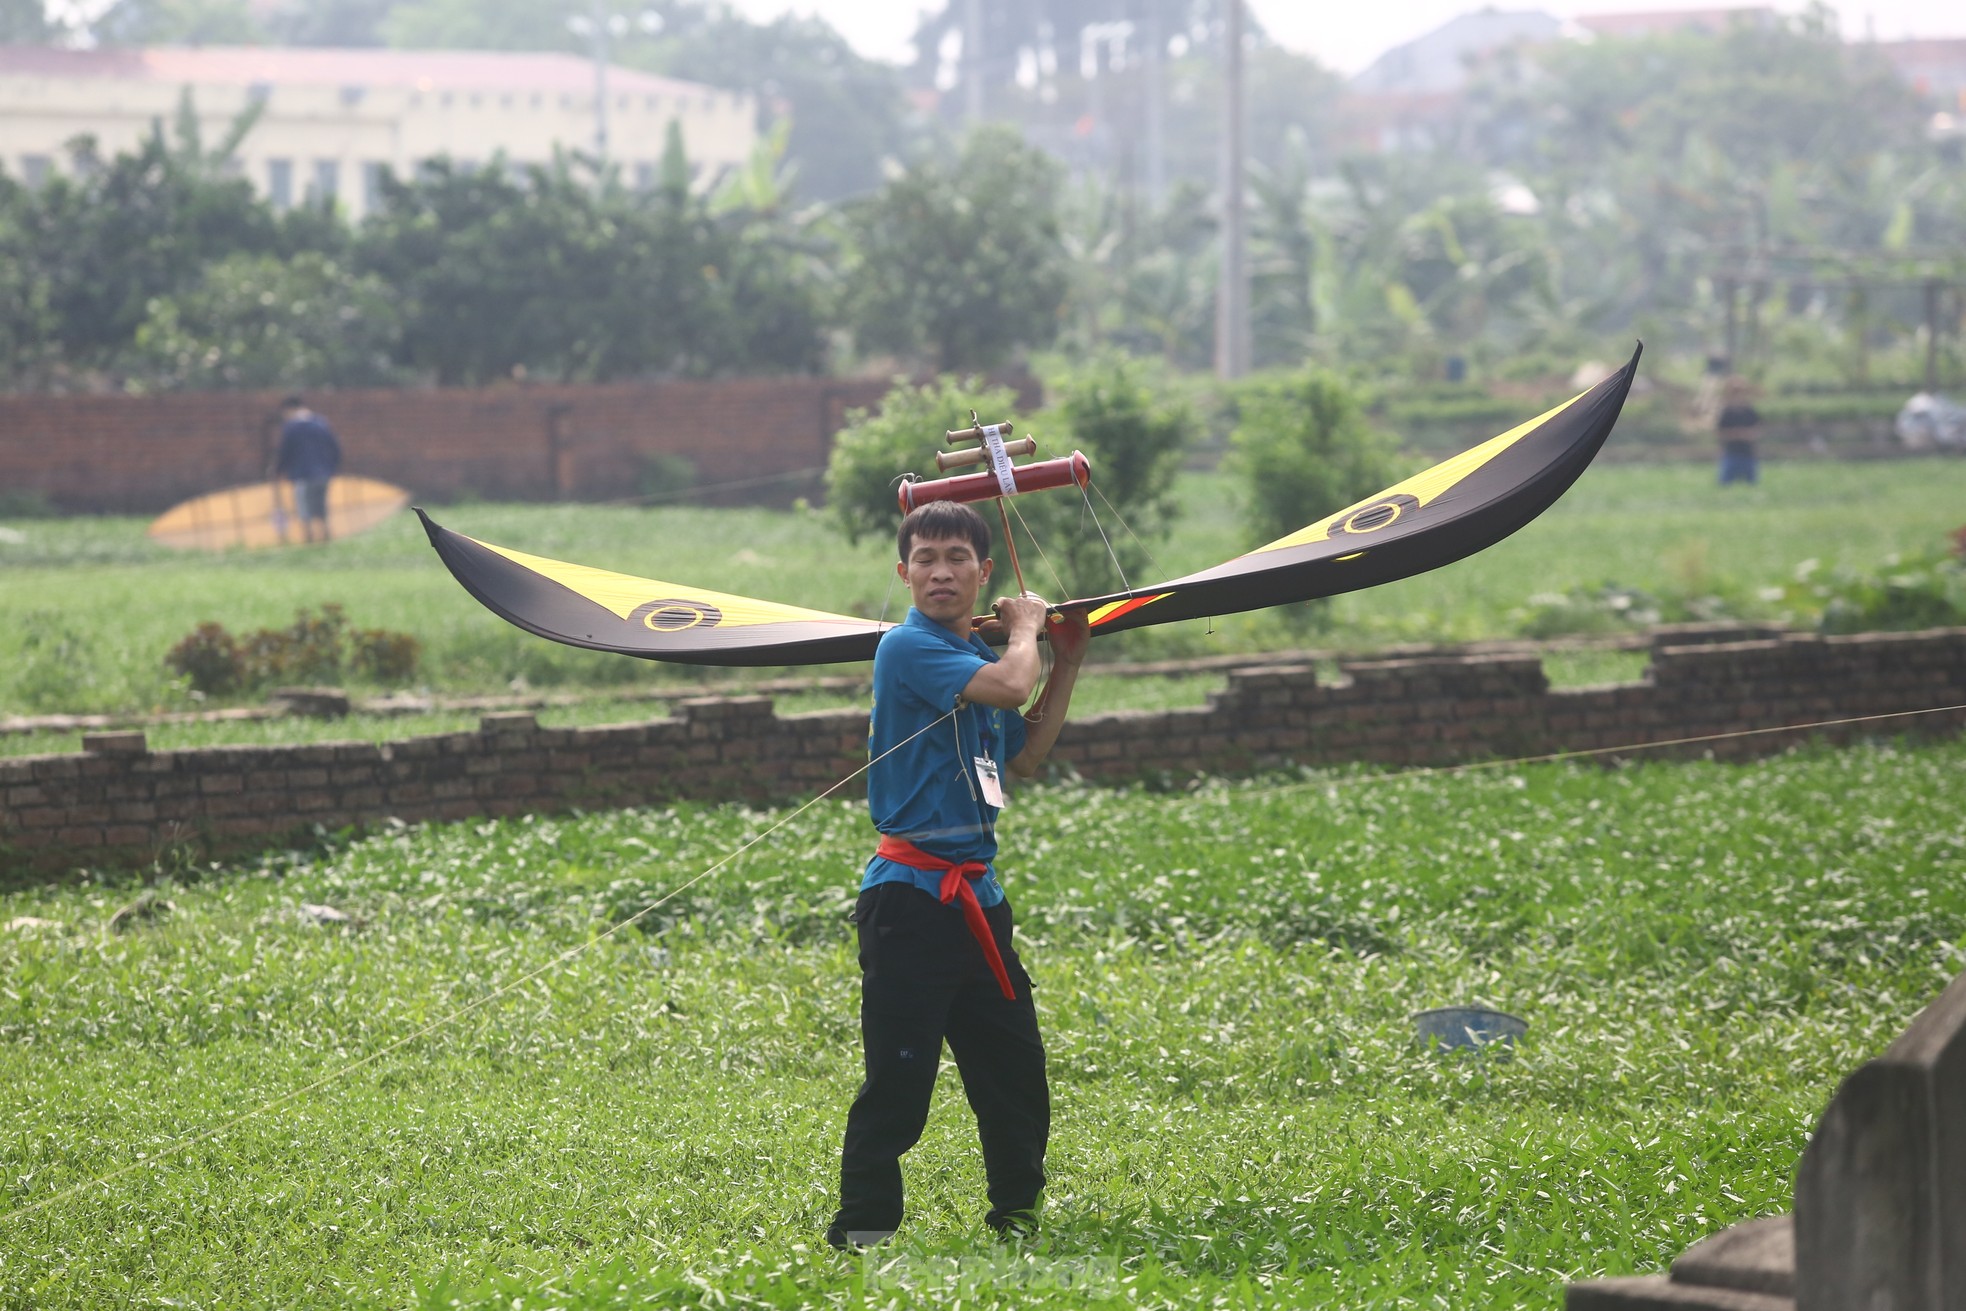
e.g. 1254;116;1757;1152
420;346;1641;666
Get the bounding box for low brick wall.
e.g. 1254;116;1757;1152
4;626;1963;880
0;371;1046;514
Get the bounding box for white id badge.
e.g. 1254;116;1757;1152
973;755;1007;809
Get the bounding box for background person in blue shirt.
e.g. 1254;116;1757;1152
271;396;343;543
1715;374;1761;487
828;500;1088;1251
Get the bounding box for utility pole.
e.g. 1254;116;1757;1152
965;0;984;123
590;0;610;165
1924;278;1941;394
1144;8;1166;208
1214;0;1248;379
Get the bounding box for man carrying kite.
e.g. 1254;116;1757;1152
826;500;1089;1251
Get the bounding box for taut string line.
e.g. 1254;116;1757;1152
1207;702;1966;805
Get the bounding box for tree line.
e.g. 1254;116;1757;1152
2;6;1962;395
0;111;1075;391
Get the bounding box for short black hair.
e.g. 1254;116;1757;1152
898;500;991;562
280;395;306;411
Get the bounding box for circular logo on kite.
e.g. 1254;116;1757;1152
1330;493;1420;538
631;598;724;632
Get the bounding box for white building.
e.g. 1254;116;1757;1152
0;45;757;218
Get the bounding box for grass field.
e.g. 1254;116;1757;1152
3;460;1960;721
2;738;1961;1308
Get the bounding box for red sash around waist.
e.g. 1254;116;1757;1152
874;835;1017;1001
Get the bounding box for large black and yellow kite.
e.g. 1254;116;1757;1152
420;346;1640;666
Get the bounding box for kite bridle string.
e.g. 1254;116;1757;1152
1007;495;1069;603
9;698;1961;1227
994;498;1030;598
1078;479;1136;596
0;704;960;1229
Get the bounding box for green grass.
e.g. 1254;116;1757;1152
2;460;1958;721
2;738;1961;1308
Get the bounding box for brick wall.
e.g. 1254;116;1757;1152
0;374;1039;513
5;625;1963;881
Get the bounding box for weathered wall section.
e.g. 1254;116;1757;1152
4;627;1963;878
0;376;909;512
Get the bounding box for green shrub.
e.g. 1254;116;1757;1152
164;622;244;696
1010;352;1193;600
239;604;348;686
1509;577;1759;639
131;252;405;391
824;375;1022;549
1789;549;1966;634
165;605;422;697
349;627;423;684
1228;366;1401;551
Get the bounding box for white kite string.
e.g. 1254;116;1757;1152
1090;480;1170;589
1077;480;1134;595
1006;495;1069;602
0;704;960;1227
1199;703;1966;807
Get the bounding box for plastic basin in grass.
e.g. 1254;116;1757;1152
1412;1007;1527;1051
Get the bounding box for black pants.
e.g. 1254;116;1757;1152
831;881;1049;1236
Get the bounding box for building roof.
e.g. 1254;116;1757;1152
1876;37;1966;100
1351;10;1562;96
1572;8;1777;38
0;44;714;98
1876;37;1966;69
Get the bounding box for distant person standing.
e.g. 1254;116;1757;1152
272;396;342;542
1716;376;1760;487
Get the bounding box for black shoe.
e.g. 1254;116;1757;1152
825;1224;895;1251
985;1206;1041;1243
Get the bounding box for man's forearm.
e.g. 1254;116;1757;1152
964;629;1042;709
1010;658;1081;777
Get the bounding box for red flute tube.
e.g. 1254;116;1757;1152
897;452;1091;513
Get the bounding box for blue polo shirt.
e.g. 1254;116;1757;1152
862;607;1028;907
276;416;341;480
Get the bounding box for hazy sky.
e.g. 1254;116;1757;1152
724;1;1965;74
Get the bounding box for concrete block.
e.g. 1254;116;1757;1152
1795;968;1966;1311
268;687;351;718
1572;969;1966;1311
1566;1274;1792;1310
479;712;537;734
81;731;146;755
1672;1216;1794;1298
